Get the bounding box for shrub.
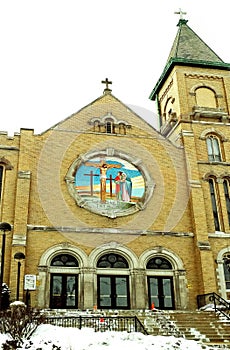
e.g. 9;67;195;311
0;301;46;349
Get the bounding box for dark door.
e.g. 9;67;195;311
148;276;175;310
97;275;130;309
50;274;78;309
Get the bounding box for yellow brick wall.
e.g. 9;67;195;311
0;78;229;309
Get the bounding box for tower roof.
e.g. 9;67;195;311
150;19;230;100
167;19;223;63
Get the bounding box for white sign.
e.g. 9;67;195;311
24;274;36;290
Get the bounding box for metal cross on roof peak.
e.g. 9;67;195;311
174;8;187;20
101;78;112;93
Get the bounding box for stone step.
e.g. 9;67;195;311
52;309;230;346
138;310;230;345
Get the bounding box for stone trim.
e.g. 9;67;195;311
18;171;31;179
12;234;27;246
199;128;228;141
88;243;139;269
27;225;193;237
197;241;211;250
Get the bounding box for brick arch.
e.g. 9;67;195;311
37;243;88;308
139;246;185;270
38;243;88;268
220;172;230;179
200;128;227;141
88;242;139;270
139;246;187;309
190;84;221;110
202;172;219;181
0;157;13;170
190;83;220;95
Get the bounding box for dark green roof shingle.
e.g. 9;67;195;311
166;19;223;63
149;19;230;101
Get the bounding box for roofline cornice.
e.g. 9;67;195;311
149;58;230;101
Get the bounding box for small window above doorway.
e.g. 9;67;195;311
51;254;79;267
97;253;129;268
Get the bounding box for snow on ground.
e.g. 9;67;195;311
0;324;228;350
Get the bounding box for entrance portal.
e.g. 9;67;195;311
50;274;78;309
146;256;175;310
148;276;174;310
97;275;130;309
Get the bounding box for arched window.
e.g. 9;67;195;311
93;120;100;133
97;253;129;268
223;253;230;290
0;165;4;201
0;159;13;205
206;135;222;162
195;87;217;108
208;177;222;231
146;257;172;269
51;254;79;267
118;123;126;135
105;118;114;134
223;178;230;226
163;97;175;122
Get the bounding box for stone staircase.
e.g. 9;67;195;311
46;308;230;346
137;310;230;346
101;309;230;345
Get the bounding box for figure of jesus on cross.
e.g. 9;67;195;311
84;159;121;203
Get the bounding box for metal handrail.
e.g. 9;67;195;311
45;315;149;335
197;292;230;320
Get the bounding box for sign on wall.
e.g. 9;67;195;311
24;274;36;290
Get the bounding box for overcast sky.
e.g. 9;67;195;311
0;0;229;135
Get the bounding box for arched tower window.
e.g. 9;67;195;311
0;158;13;206
223;178;230;226
163;97;175;122
195;87;217;108
0;165;4;201
206;135;222;162
208;177;222;231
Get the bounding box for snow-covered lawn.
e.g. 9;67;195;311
0;324;228;350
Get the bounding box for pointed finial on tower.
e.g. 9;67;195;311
174;8;188;26
101;78;112;94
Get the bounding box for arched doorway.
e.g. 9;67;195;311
147;256;175;310
216;248;230;300
223;253;230;299
49;253;79;309
97;253;130;309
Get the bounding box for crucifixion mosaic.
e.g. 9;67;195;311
74;156;145;213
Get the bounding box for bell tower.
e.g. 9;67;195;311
149;17;230;144
150;16;230;297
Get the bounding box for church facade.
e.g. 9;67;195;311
0;18;230;311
